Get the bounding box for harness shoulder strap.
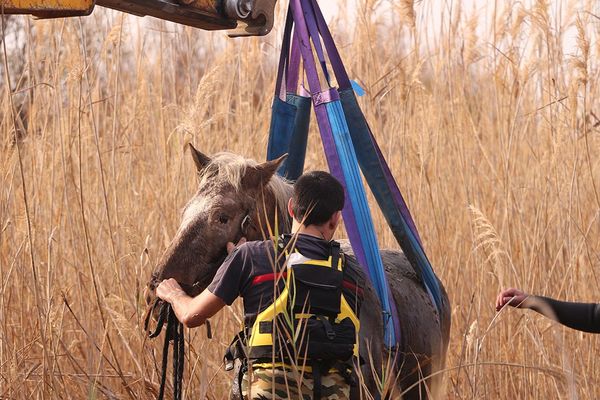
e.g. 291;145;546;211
330;240;341;271
312;362;322;400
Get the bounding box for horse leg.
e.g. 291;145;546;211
384;251;450;400
352;280;385;400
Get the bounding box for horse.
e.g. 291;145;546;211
145;144;451;399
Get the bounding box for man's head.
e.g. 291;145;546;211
287;171;345;234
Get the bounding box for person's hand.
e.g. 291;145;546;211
496;288;530;311
226;237;246;254
157;278;187;304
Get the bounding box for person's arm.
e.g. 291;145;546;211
157;279;225;328
156;238;247;328
497;288;600;333
527;297;600;333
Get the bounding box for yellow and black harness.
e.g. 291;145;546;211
225;238;362;399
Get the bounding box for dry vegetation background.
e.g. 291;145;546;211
1;0;600;398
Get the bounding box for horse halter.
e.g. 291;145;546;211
241;214;253;235
239;206;257;239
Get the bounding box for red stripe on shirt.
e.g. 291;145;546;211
251;272;363;297
251;271;287;285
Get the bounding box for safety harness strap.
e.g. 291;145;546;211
330;241;341;272
313;362;323;400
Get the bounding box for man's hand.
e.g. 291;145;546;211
157;278;188;304
226;237;246;254
496;287;530;311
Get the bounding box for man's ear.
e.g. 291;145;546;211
329;210;342;230
287;198;295;219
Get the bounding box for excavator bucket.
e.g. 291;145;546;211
0;0;277;36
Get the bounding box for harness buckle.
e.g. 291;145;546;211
319;316;336;340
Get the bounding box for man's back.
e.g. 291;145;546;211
209;233;364;400
208;233;364;326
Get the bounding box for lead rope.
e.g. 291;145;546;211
144;299;186;400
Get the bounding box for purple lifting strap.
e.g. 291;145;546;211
302;0;331;86
275;9;304;99
286;34;301;93
304;0;425;325
370;126;423;245
274;9;293;99
307;0;421;244
289;0;370;270
293;0;403;344
288;1;319;95
308;0;351;89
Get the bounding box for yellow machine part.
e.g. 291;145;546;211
0;0;277;36
1;0;95;17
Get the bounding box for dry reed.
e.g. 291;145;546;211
1;0;599;398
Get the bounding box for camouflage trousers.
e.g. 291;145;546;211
241;366;350;400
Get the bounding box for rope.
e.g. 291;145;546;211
145;299;185;400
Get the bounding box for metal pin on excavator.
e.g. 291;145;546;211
1;0;277;37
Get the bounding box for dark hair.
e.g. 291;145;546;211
292;171;345;226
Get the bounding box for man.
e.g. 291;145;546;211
496;287;600;333
157;171;363;399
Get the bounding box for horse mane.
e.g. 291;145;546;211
267;173;293;232
198;152;293;232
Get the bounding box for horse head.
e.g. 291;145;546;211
144;145;291;307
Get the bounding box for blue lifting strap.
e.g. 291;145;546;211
268;0;446;348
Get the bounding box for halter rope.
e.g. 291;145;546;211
145;299;185;400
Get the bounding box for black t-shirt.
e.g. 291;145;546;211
207;234;364;324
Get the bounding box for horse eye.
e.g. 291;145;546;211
218;214;230;224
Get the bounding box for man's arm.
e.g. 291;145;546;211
156;238;247;328
157;278;226;328
497;287;600;333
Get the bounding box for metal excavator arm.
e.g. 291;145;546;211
1;0;277;36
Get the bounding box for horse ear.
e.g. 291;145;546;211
242;154;287;188
187;143;211;172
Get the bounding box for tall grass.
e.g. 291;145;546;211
1;0;599;398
